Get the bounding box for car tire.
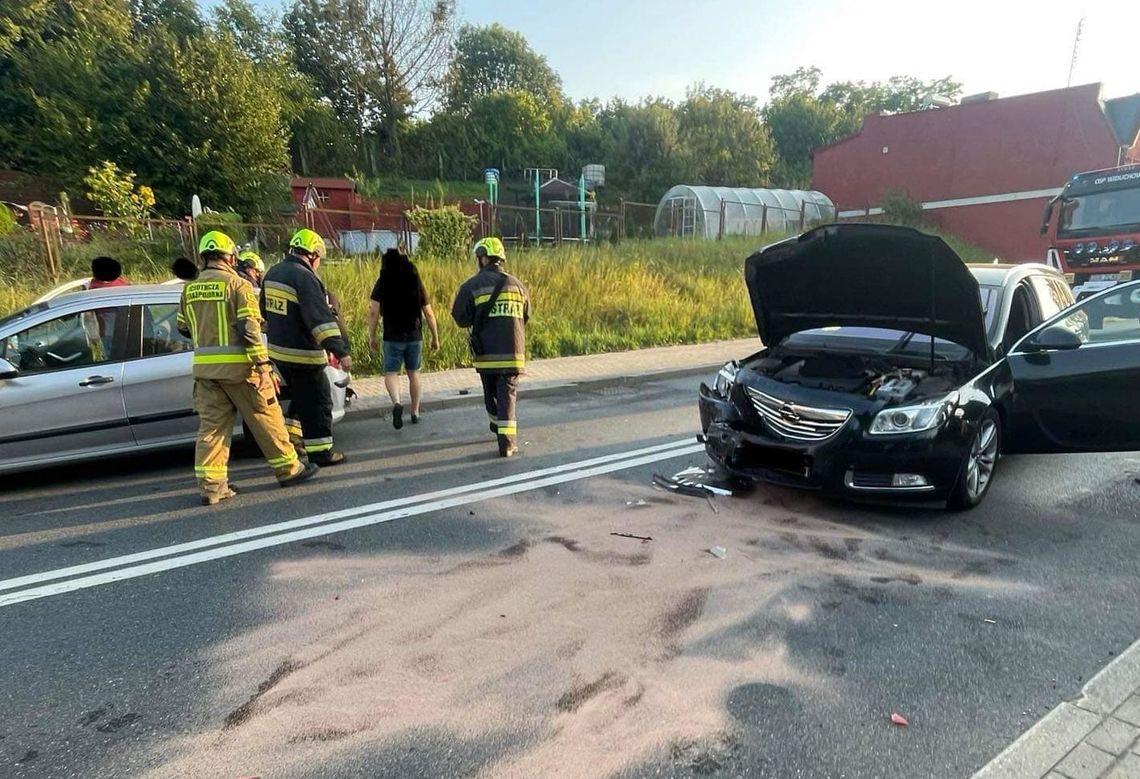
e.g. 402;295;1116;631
948;408;1001;511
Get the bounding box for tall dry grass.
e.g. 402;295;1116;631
0;229;997;375
0;237;770;374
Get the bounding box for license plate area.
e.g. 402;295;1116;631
737;441;812;478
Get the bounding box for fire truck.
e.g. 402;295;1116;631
1041;164;1140;301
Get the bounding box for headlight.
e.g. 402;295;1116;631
1073;243;1085;255
713;361;738;397
869;393;958;435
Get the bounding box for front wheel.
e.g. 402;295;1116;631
948;409;1001;511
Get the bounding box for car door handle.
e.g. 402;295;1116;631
79;376;115;387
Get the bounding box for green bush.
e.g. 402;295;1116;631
405;204;477;261
0;205;17;237
881;188;924;227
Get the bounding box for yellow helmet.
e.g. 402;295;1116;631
289;228;326;257
473;236;505;260
237;250;265;273
198;230;237;257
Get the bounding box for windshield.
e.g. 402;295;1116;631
784;327;973;360
1059;188;1140;235
0;302;48;331
782;284;997;358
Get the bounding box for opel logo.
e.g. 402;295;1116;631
778;403;800;423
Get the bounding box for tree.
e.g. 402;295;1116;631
124;26;291;215
764;67;963;188
676;85;773;187
443;23;563;112
763;93;851;188
214;0;354;176
284;0;456;170
769;66;822;101
0;0;139;178
598;98;681;201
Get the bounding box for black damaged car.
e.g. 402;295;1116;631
698;223;1140;509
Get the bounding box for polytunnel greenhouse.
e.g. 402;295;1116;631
653;186;836;239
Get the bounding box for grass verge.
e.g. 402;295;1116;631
0;228;995;375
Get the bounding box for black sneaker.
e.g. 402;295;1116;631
279;462;320;487
201;485;240;506
393;403;404;430
309;450;346;467
410;413;420;424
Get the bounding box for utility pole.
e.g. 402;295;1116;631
1067;17;1085;88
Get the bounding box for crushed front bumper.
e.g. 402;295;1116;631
697;382;968;502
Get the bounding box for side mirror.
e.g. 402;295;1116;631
1023;324;1083;352
0;357;18;380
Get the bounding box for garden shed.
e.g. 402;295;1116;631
653;186;836;239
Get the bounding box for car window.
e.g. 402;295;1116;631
0;308;121;374
141;303;193;357
979;285;1000;335
1056;287;1140;345
1031;276;1067;322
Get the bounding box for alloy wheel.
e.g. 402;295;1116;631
965;418;999;501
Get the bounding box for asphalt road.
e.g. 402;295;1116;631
2;375;1140;779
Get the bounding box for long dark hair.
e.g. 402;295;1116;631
376;248;421;320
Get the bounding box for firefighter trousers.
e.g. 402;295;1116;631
193;376;302;497
481;372;519;449
276;363;335;456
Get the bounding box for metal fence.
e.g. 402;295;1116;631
6;195;891;282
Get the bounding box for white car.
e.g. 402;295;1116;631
0;283;349;475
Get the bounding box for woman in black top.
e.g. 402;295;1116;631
368;249;440;428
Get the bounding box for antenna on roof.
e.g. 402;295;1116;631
1067;16;1085;87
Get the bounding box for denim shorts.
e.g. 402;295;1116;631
383;339;423;373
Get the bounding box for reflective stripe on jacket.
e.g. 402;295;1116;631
451;264;530;374
177;262;268;381
259;254;349;367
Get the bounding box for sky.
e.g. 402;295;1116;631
201;0;1138;105
453;0;1138;104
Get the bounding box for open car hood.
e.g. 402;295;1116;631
745;224;990;358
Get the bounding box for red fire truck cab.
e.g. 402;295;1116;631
1041;165;1140;301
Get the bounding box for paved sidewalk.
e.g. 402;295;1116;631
974;637;1140;779
347;337;758;416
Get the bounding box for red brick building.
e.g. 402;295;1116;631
812;84;1140;260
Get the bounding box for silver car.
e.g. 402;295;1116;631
0;284;349;475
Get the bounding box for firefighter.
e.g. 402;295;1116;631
451;237;530;458
260;228;352;466
177;230;318;505
236;249;265;287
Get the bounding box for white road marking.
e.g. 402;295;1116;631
0;438;695;594
0;442;705;608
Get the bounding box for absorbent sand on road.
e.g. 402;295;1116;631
138;474;1035;779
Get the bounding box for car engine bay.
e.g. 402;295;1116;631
743;352;963;404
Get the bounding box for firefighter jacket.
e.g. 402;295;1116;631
451;263;530;374
259;254;350;367
177;262;270;382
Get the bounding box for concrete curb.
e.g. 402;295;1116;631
343;362;719;420
972;635;1140;778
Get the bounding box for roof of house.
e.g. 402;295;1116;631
290;177;356;191
1105;94;1140;147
